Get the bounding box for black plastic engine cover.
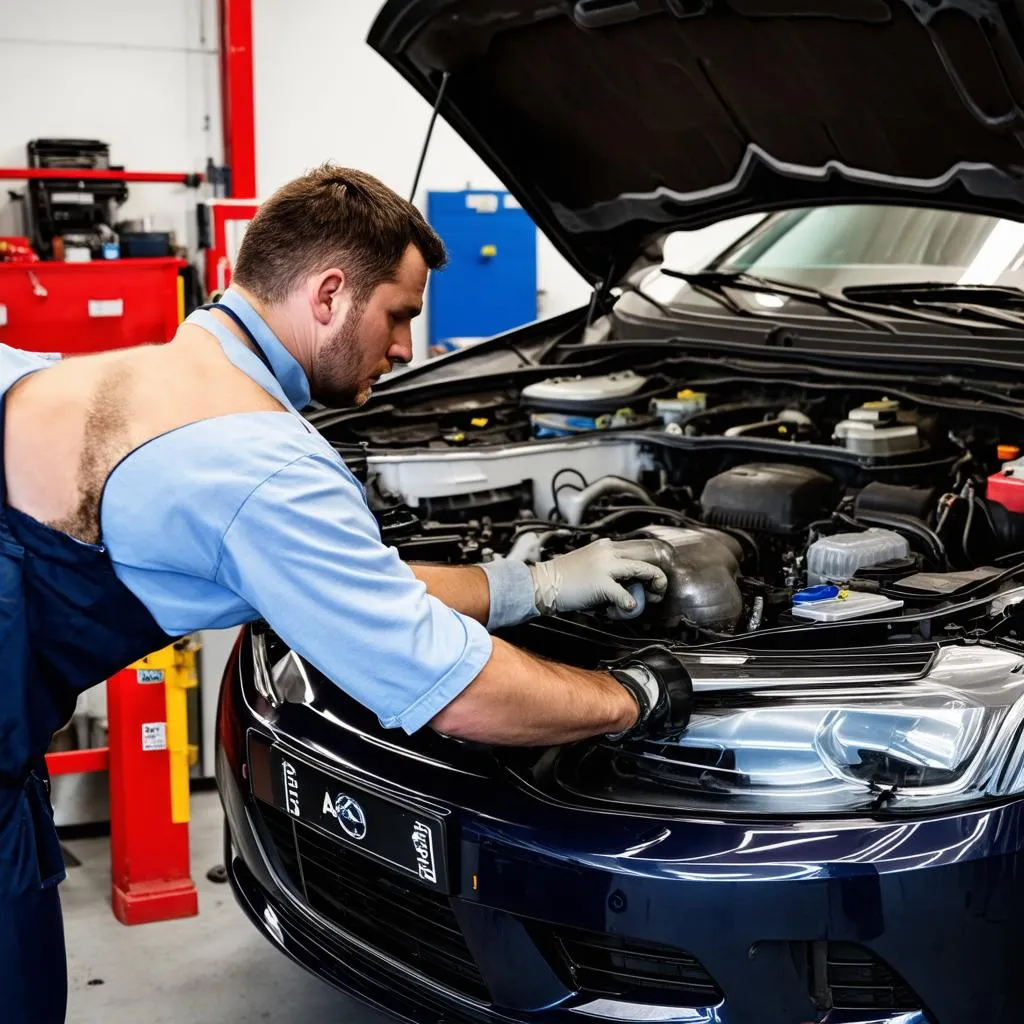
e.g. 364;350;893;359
700;463;837;534
855;482;937;524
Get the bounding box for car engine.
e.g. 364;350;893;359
326;364;1024;649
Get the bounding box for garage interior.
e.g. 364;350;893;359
2;3;602;1020
6;2;1024;1023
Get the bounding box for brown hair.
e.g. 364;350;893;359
232;164;447;303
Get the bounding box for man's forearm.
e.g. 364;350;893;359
410;563;492;624
429;636;638;745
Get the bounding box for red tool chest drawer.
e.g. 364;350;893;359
0;257;185;354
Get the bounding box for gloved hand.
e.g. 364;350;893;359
529;538;670;616
601;645;694;741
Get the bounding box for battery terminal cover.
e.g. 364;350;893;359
988;455;1024;514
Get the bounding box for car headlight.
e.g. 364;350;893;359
556;644;1024;815
250;627;315;707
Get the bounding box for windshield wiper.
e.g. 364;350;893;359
662;269;899;334
663;269;1024;335
843;281;1024;330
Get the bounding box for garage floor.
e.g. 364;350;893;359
62;790;388;1024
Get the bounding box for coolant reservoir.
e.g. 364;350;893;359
807;528;909;585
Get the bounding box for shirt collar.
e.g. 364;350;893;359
219;288;312;411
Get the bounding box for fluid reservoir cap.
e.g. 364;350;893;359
793;584;841;604
998;444;1021;462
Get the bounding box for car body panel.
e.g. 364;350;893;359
369;0;1024;283
218;631;1024;1024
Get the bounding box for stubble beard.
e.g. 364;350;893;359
310;298;370;408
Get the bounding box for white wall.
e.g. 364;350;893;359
252;0;591;362
0;0;222;249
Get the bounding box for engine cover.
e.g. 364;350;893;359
636;525;743;630
700;463;837;534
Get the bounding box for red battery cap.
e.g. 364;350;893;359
988;461;1024;514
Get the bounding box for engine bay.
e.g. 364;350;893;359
329;361;1024;651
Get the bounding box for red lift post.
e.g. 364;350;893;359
46;643;201;926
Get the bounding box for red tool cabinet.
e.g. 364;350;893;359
0;257;186;355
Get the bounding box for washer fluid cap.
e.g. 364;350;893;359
793;584;840;604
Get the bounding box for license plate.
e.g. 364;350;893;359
250;739;452;893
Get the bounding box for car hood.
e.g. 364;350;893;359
369;0;1024;285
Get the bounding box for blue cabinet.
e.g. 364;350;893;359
427;190;537;353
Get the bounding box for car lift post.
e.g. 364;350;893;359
46;640;201;925
108;640;201;924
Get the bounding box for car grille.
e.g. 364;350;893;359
256;802;489;1002
540;924;723;1006
810;941;922;1011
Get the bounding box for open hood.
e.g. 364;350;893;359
369;0;1024;285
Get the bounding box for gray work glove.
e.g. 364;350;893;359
530;538;669;616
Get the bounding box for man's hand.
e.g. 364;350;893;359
529;537;670;616
602;645;694;741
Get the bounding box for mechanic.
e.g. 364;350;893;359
0;164;692;1023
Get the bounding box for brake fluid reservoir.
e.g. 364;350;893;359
807;529;909;585
834;399;920;456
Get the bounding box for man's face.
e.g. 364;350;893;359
311;244;427;407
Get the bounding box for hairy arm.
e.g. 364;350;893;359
429;637;638;745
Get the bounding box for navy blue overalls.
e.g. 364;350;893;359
0;357;173;1023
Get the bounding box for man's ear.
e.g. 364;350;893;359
311;269;346;325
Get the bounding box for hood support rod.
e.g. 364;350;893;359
409;71;451;202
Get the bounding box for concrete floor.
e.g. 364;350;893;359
61;790;391;1024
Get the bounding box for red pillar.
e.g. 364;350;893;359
107;654;199;925
220;0;257;199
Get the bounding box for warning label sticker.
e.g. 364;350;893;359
142;722;167;752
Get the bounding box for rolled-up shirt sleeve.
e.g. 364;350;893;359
212;452;493;733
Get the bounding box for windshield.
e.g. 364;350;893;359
630;205;1024;321
711;205;1024;290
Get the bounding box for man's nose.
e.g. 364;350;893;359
389;331;413;365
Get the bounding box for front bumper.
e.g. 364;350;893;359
217;658;1024;1024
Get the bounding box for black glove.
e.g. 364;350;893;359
601;645;694;741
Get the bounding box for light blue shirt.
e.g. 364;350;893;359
6;290;497;734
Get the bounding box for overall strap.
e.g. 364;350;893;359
200;301;275;375
185;307;296;414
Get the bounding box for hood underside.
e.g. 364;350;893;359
369;0;1024;283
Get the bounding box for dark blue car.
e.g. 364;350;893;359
217;2;1024;1021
